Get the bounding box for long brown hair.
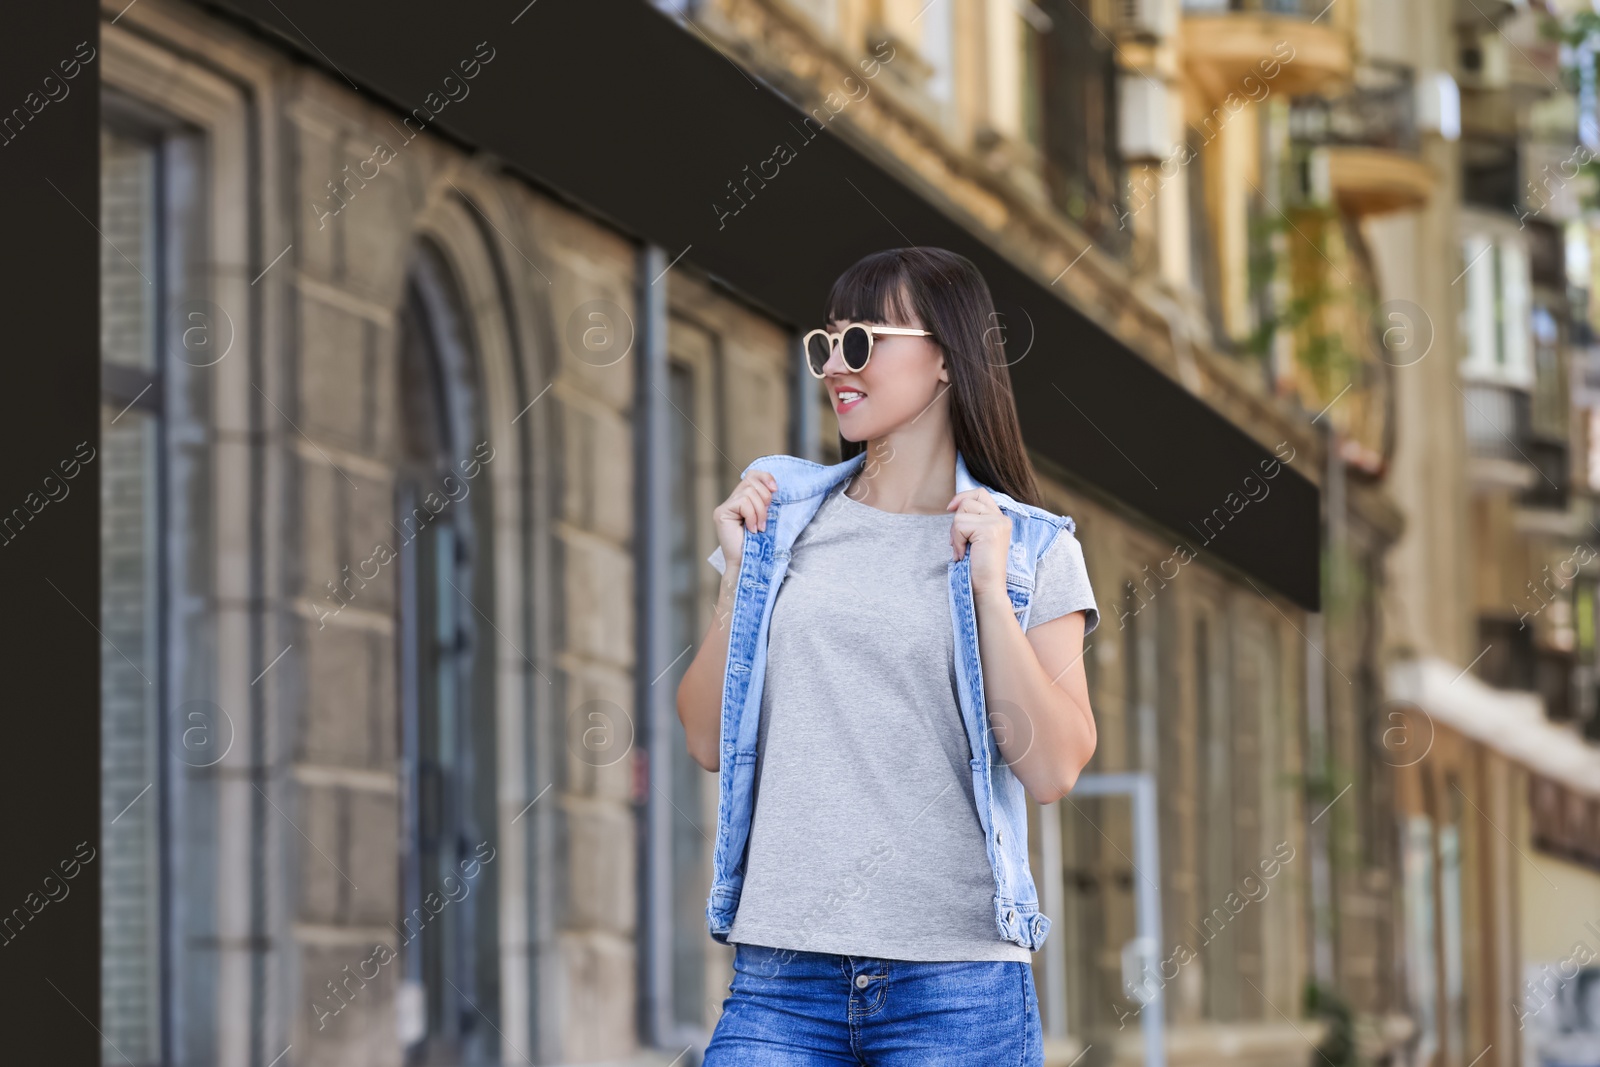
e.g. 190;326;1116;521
823;247;1043;507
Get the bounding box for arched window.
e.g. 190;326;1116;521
395;240;500;1063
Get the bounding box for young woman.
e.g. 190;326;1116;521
676;247;1100;1065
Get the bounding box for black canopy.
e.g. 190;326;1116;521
209;0;1322;610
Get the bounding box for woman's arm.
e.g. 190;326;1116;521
675;469;778;774
675;562;739;773
972;591;1100;799
948;487;1096;804
972;596;1096;804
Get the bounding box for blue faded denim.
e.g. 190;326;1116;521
702;942;1043;1065
707;450;1076;954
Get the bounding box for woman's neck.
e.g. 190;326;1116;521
845;433;958;515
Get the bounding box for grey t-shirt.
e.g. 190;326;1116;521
707;479;1098;961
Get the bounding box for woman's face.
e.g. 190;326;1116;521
820;298;948;441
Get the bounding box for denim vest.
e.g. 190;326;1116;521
706;449;1076;953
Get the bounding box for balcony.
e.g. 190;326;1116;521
1463;380;1532;461
1461;134;1518;212
1036;0;1128;256
1289;73;1436;216
1452;0;1527;29
1461;132;1595;221
1184;0;1338;16
1478;618;1579;725
1180;0;1352;108
1463;380;1570;508
1522;440;1570;510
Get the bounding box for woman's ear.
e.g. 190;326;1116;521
937;353;950;384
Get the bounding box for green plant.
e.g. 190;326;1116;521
1304;981;1363;1067
1323;540;1373;629
1242;203;1368;393
1280;761;1364;874
1542;12;1600;93
1544;10;1600;50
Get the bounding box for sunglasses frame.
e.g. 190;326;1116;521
801;322;935;379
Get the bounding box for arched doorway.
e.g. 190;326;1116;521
395;238;501;1063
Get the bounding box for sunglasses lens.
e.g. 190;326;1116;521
841;325;872;370
805;332;832;376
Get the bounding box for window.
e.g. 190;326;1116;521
1461;232;1532;387
1402;813;1439;1067
1230;616;1275;1020
395;241;500;1063
645;319;724;1050
98;58;237;1066
1194;609;1238;1020
1439;784;1467;1067
1035;0;1126;249
101;118;167;1067
921;0;955;105
1019;7;1046;154
1530;303;1566;438
986;1;1024;144
665;359;711;1037
1124;580;1159;776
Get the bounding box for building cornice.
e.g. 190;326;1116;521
698;0;1329;485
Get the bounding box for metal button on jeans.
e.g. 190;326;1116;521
854;974;870;989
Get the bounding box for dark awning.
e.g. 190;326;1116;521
208;0;1322;610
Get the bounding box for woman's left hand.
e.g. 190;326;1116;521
947;488;1012;600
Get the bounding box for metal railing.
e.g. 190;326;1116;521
1182;0;1331;16
1462;381;1570;507
1521;439;1569;511
1462;380;1532;461
1289;76;1419;153
1046;774;1165;1067
1462;135;1520;212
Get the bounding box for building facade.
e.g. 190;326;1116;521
85;0;1492;1066
1381;5;1600;1067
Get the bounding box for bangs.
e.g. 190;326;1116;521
823;253;918;327
820;245;1041;504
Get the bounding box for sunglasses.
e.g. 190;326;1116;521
801;322;935;378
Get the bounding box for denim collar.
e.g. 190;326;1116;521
758;448;982;503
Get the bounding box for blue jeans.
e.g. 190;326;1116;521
703;943;1043;1065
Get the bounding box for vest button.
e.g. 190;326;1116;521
854;974;870;990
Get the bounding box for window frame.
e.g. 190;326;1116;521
100;12;269;1059
394;239;502;1063
642;312;727;1052
98;95;198;1067
1461;229;1534;389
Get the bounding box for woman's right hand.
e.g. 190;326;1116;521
681;470;776;773
713;470;777;570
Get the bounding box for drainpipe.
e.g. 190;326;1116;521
790;331;819;461
1307;421;1340;991
637;243;673;1046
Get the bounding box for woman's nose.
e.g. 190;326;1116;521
822;336;848;376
